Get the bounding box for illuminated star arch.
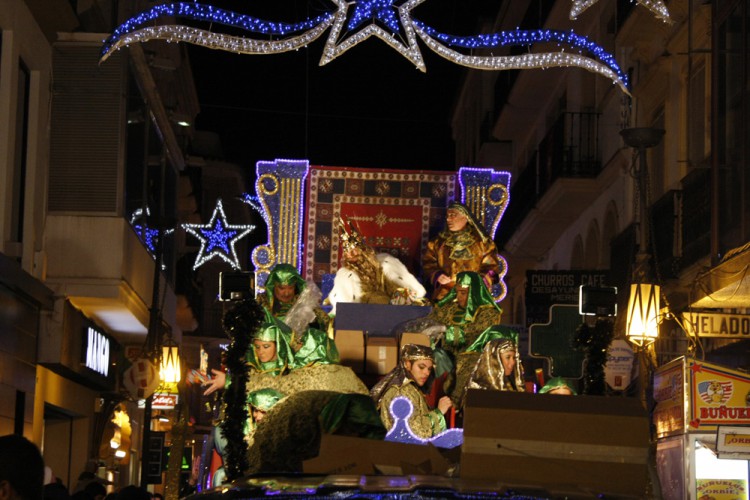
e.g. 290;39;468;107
100;1;630;93
182;199;255;270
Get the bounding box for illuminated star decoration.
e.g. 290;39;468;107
129;208;161;253
100;1;630;93
182;199;255;270
321;0;426;71
569;0;671;23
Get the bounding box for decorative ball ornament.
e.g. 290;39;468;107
99;1;630;93
122;357;160;400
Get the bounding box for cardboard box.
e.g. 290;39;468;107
303;434;451;475
460;389;650;498
365;336;397;375
335;303;431;337
400;332;431;351
335;330;365;373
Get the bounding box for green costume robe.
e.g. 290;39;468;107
246;390;385;473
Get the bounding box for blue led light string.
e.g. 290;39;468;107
102;2;333;56
101;1;630;93
413;21;628;89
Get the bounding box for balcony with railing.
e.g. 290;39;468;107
498;112;602;256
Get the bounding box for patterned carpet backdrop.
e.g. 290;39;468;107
303;166;457;286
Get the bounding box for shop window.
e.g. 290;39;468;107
10;59;30;255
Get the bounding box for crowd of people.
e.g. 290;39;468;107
0;434;160;500
193;201;578;482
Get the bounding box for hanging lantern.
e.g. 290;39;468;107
160;337;181;384
626;284;661;346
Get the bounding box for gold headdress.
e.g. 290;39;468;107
401;344;434;363
337;215;367;253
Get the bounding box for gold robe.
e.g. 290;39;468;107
377;380;446;439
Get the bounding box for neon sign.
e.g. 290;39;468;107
86;327;111;377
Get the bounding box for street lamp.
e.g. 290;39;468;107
626;283;661;347
619;126;665;343
160;333;181;384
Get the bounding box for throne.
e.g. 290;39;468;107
250;159;510;301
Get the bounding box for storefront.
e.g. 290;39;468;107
655;357;750;499
36;300;122;488
0;253;54;437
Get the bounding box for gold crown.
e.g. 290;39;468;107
337;215;366;252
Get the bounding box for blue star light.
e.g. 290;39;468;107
183;199;255;270
321;0;427;70
133;224;160;253
348;0;401;32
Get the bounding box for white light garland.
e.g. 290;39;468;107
320;0;426;71
569;0;671;23
101;1;632;93
414;25;630;95
182;199;255;270
101;20;334;62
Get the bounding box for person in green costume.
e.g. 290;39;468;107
259;263;338;368
463;334;525;398
204;302;342;396
246;390;386;473
370;344;453;438
259;263;332;334
212;388;286;486
206;301;370;480
203;311;298;395
539;376;577;395
427;271;519;407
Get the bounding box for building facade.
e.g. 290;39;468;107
0;0;205;490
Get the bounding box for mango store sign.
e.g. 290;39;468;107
85;327;110;377
683;312;750;338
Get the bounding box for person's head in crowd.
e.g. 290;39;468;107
82;482;106;500
0;434;45;500
43;483;69;500
114;486;150;500
539;376;577;395
70;491;92;500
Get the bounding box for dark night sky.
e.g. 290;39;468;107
187;1;497;173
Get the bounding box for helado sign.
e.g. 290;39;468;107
682;312;750;338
